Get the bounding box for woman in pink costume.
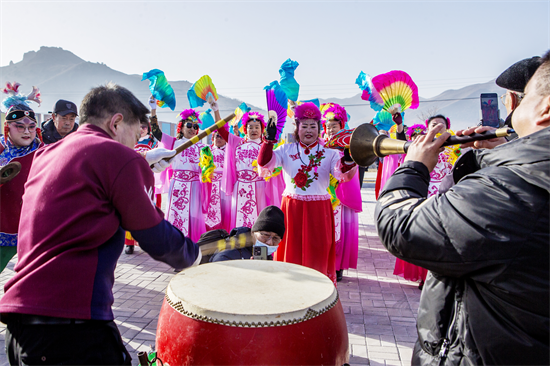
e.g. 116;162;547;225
258;102;357;285
425;115;455;196
321;103;362;282
218;112;284;228
205;130;231;232
164;109;210;242
390;123;429;287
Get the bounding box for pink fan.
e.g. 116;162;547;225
371;70;420;113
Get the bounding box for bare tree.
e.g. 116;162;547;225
417;106;441;123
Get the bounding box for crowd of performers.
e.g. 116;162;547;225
134;96;363;284
0;82;449;288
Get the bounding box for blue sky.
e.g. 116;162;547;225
1;0;548;108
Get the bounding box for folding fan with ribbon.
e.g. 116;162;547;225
356;70;419;115
142;69;176;110
264;81;288;141
187;75;218;108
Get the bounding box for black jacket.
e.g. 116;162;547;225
40;119;78;144
375;127;550;365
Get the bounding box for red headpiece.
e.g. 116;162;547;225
242;112;265;135
294;102;321;121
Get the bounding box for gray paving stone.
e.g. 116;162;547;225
0;172;425;366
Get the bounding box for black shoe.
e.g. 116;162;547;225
336;269;344;282
124;245;134;254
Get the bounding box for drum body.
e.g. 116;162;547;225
156;260;349;365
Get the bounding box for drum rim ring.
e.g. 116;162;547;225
164;291;339;328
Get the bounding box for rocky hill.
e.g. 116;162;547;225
2;47;507;132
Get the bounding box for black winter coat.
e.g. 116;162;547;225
40;119;78;144
375;127;550;365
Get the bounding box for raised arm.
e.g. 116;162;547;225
149;96;163;141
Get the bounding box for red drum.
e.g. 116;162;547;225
156;260;349;365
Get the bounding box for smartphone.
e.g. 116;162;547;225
253;246;268;260
480;93;500;127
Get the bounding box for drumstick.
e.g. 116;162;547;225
199;232;255;256
152;112;236;168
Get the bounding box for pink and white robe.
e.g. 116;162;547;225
205;145;232;232
221;132;284;229
166;137;209;242
333;151;363;271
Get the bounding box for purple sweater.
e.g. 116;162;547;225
0;124;198;320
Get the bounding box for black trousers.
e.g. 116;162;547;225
358;166;366;188
5;315;132;365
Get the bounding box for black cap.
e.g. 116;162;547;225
251;206;285;238
496;56;542;93
196;229;228;246
53;99;78;116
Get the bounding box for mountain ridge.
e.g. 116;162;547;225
2;47;507;131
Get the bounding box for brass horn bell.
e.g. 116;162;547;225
349;124;407;167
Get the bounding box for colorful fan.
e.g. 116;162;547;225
355;71;383;111
187;75;218;108
230;102;250;127
264;81;288;141
373;110;404;132
325;128;354;151
279;59;300;102
199;146;216;183
228;102;251;136
200;109;215;129
371;70;419;113
142;69;176;111
287;98;320;118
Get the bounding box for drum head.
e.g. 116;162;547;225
166;260;338;327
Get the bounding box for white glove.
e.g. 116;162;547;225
145;148;177;173
207;95;219;112
148;95;157;110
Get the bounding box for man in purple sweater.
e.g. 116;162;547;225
0;83;199;365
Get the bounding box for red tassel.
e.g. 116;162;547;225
4;123;9;144
36;127;43;143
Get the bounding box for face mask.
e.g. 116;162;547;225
254;240;279;256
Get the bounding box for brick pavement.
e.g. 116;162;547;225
0;171;422;365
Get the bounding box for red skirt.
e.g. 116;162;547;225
393;258;427;283
375;160;383;199
275;196;337;285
